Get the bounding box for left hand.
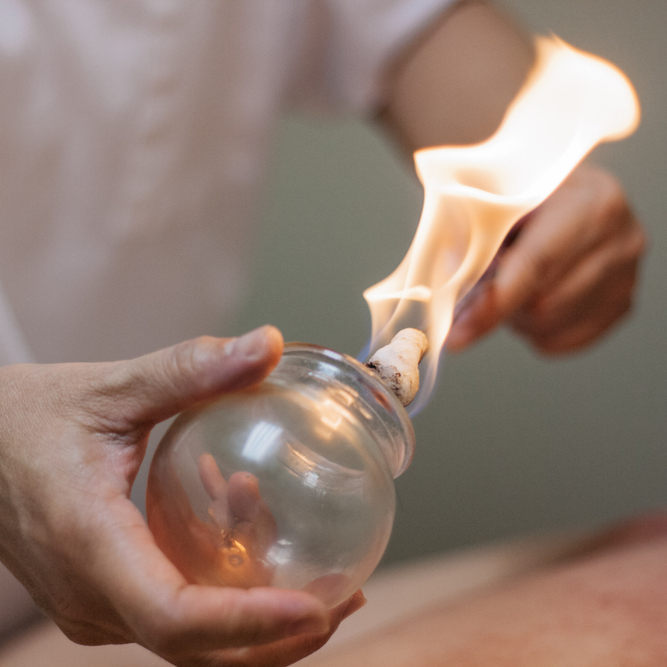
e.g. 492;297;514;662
0;327;364;667
447;162;646;354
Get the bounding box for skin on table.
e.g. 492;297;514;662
303;514;667;666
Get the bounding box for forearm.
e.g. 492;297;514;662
380;0;535;150
0;331;364;666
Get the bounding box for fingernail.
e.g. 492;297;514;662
228;326;271;362
342;591;367;618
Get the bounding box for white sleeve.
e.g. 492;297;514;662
286;0;459;114
0;287;33;365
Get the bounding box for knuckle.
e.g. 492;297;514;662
172;336;220;377
525;304;552;334
511;251;550;292
190;335;221;356
527;251;550;281
170;339;200;378
530;336;563;357
628;226;648;258
512;296;554;337
593;170;630;227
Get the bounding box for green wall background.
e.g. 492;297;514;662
235;0;667;566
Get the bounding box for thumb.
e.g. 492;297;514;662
103;326;283;427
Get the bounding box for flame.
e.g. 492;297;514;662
363;36;640;413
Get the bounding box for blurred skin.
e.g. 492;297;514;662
307;515;667;666
381;0;646;354
198;459;277;587
447;162;645;353
147;454;277;592
0;326;364;667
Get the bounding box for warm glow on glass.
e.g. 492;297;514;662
364;36;640;412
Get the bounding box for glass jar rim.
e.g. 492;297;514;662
280;342;416;477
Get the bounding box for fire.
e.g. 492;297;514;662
363;36;640;413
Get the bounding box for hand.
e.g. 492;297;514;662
0;326;364;666
197;458;354;605
152;435;355;607
304;513;667;667
198;456;278;588
447;163;646;354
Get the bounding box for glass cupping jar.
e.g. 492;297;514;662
146;342;415;607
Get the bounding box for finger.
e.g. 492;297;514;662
228;472;278;555
510;223;642;352
447;194;590;352
447;281;499;350
515;295;632;355
228;472;262;522
248;590;367;666
149;585;331;654
199;453;229;501
494;165;637;321
304;573;352;604
90;501;329;656
511;238;639;340
446;213;532;351
100;326;283;428
196;590;366;667
199;453;231;526
493;206;591;320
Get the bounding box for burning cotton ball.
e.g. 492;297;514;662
367;328;428;406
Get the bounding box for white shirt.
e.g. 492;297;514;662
0;0;455;637
0;0;453;365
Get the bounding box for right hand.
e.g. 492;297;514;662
0;326;364;666
447;164;646;354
